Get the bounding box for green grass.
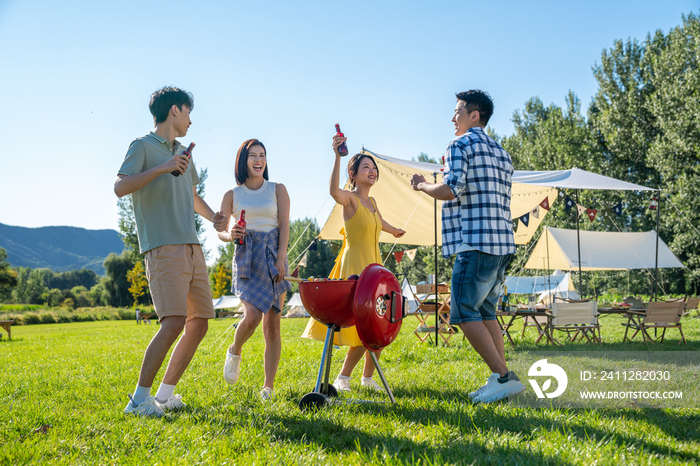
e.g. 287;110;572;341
1;315;699;465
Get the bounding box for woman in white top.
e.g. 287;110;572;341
217;139;291;400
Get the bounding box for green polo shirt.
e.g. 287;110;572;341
118;132;200;253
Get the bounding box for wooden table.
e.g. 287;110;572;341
0;320;12;340
495;310;555;346
597;307;634;318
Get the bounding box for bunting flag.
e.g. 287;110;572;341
577;204;587;216
600;207;612;219
513;218;519;233
308;239;317;251
331;242;341;255
519;213;530;228
565;196;575;211
539;197;550;211
530;205;540;219
612;202;622;216
290;265;299;278
394;251;405;263
586;208;598;222
406;249;417;261
559;191;566;198
299;253;307;267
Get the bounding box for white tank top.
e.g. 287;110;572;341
232;180;279;233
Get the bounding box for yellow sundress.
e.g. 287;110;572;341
301;194;382;346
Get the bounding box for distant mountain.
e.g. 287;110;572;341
0;223;125;275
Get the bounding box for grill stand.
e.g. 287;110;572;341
299;323;397;410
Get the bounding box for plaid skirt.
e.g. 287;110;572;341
232;228;291;314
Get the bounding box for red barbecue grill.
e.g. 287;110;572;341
291;263;408;409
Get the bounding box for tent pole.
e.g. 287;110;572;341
433;173;439;347
653;188;661;301
576;190;583;298
545;226;551;306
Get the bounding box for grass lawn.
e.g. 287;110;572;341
1;314;699;465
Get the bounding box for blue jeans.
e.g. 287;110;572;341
450;250;512;324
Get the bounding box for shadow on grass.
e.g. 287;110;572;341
262;411;574;465
391;388;700;464
0;337;22;343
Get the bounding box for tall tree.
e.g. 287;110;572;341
644;12;700;293
102;252;133;307
0;248;17;302
126;261;148;306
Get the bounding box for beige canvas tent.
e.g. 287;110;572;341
524;227;684;271
319;149;559;246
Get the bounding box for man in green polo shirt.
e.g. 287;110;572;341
115;86;227;417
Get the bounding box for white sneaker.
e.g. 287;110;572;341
473;371;526;404
361;377;383;392
260;387;274;400
123;395;164;417
469;373;499;400
158;394;186;411
224;352;241;385
333;376;351;392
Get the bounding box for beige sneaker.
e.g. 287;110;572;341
361;377;383;392
260;387;274;401
333;376;351;392
224;351;241;385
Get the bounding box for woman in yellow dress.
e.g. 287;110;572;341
301;134;405;392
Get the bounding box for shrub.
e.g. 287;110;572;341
23;313;41;325
40;312;57;324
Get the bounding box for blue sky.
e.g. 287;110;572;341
0;0;697;264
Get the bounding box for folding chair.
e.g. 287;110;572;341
622;301;687;345
624;296;647;311
410;283;455;346
683;297;699;317
550;301;601;344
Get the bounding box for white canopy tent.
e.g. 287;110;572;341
284;293;309;318
212;295;241;309
524;227;684;271
504;272;575;295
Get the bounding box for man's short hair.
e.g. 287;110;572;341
149;87;194;124
456;90;494;126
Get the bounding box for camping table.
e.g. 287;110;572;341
597;307;632;318
496;309;555;346
0;320;12;340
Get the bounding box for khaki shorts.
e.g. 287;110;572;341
144;244;215;322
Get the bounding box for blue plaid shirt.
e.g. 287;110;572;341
441;127;515;257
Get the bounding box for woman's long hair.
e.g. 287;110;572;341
235;139;269;185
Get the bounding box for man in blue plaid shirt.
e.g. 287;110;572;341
411;90;525;404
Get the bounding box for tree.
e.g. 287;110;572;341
211;262;231;298
0;248;17;302
195;167;211;261
102;252;133;307
12;268;49;304
644;13;700;293
126;261;148;307
117;195;141;265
